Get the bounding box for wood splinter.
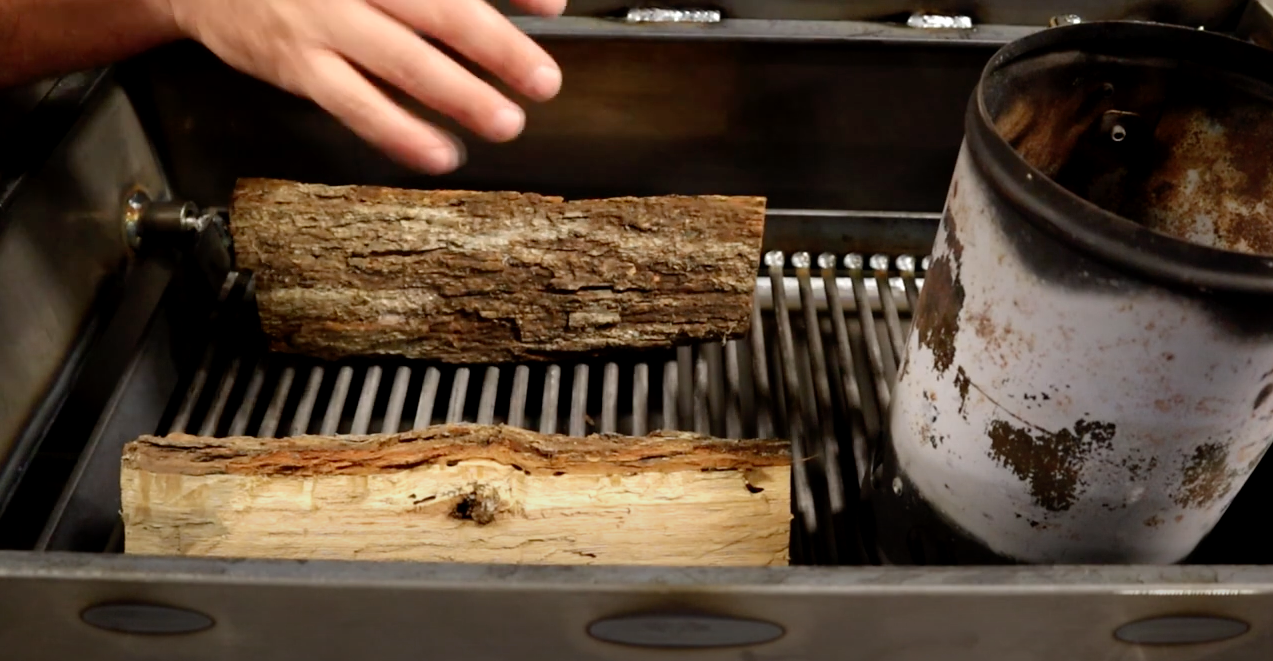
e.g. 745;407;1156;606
230;178;768;364
121;424;793;566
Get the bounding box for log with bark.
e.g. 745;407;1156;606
230;178;767;363
121;424;792;566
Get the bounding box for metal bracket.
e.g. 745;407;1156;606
123;190;223;251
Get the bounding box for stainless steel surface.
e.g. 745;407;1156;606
2;552;1273;661
492;0;1245;28
0;80;168;485
118;19;1016;214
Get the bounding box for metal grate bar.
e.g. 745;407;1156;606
766;251;819;532
477;366;500;425
872;255;908;363
703;343;726;437
539;364;561;434
350;365;382;435
290;366;325;436
446;367;470;424
846;255;895;413
676;346;693;430
414;366;441;429
167;343;217;434
382;366;411;433
796;254;844;513
632;362;649;436
756;275;919;314
898;254;922;312
198;357;241;437
821;258;874;487
508;365;530;429
601;362;619;434
748;304;775;439
569;363;589;438
258;366;295;438
693;352;711;434
319;366;354;436
662;359;678;431
724;340;745;438
227;363;267;437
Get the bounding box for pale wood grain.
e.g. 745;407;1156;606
122;424;792;566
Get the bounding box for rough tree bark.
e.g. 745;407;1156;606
230;178;767;363
121;424;792;566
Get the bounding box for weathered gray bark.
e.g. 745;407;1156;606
121;424;792;565
230;178;767;363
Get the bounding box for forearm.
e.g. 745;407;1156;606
0;0;182;88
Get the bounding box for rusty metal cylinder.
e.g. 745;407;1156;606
874;22;1273;565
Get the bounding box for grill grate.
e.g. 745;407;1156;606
29;250;925;563
168;253;924;443
158;251;926;563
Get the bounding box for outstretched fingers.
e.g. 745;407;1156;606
300;48;463;174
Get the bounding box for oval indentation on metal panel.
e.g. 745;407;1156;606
588;613;784;649
1114;616;1249;645
81;603;214;635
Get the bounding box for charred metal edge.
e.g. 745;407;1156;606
966;21;1273;295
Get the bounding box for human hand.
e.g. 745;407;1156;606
162;0;565;174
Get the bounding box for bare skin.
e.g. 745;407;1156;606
0;0;566;174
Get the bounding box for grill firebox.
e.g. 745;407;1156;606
9;13;1273;659
33;251;926;566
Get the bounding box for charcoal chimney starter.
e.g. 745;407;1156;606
875;22;1273;565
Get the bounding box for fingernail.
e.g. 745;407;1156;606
529;65;562;100
427;144;459;173
491;105;526;141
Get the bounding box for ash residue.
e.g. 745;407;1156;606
988;418;1117;512
1173;443;1235;509
914;210;965;375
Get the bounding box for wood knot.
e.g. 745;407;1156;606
450;484;500;525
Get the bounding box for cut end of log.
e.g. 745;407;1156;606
122;424;793;566
230;179;767;363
